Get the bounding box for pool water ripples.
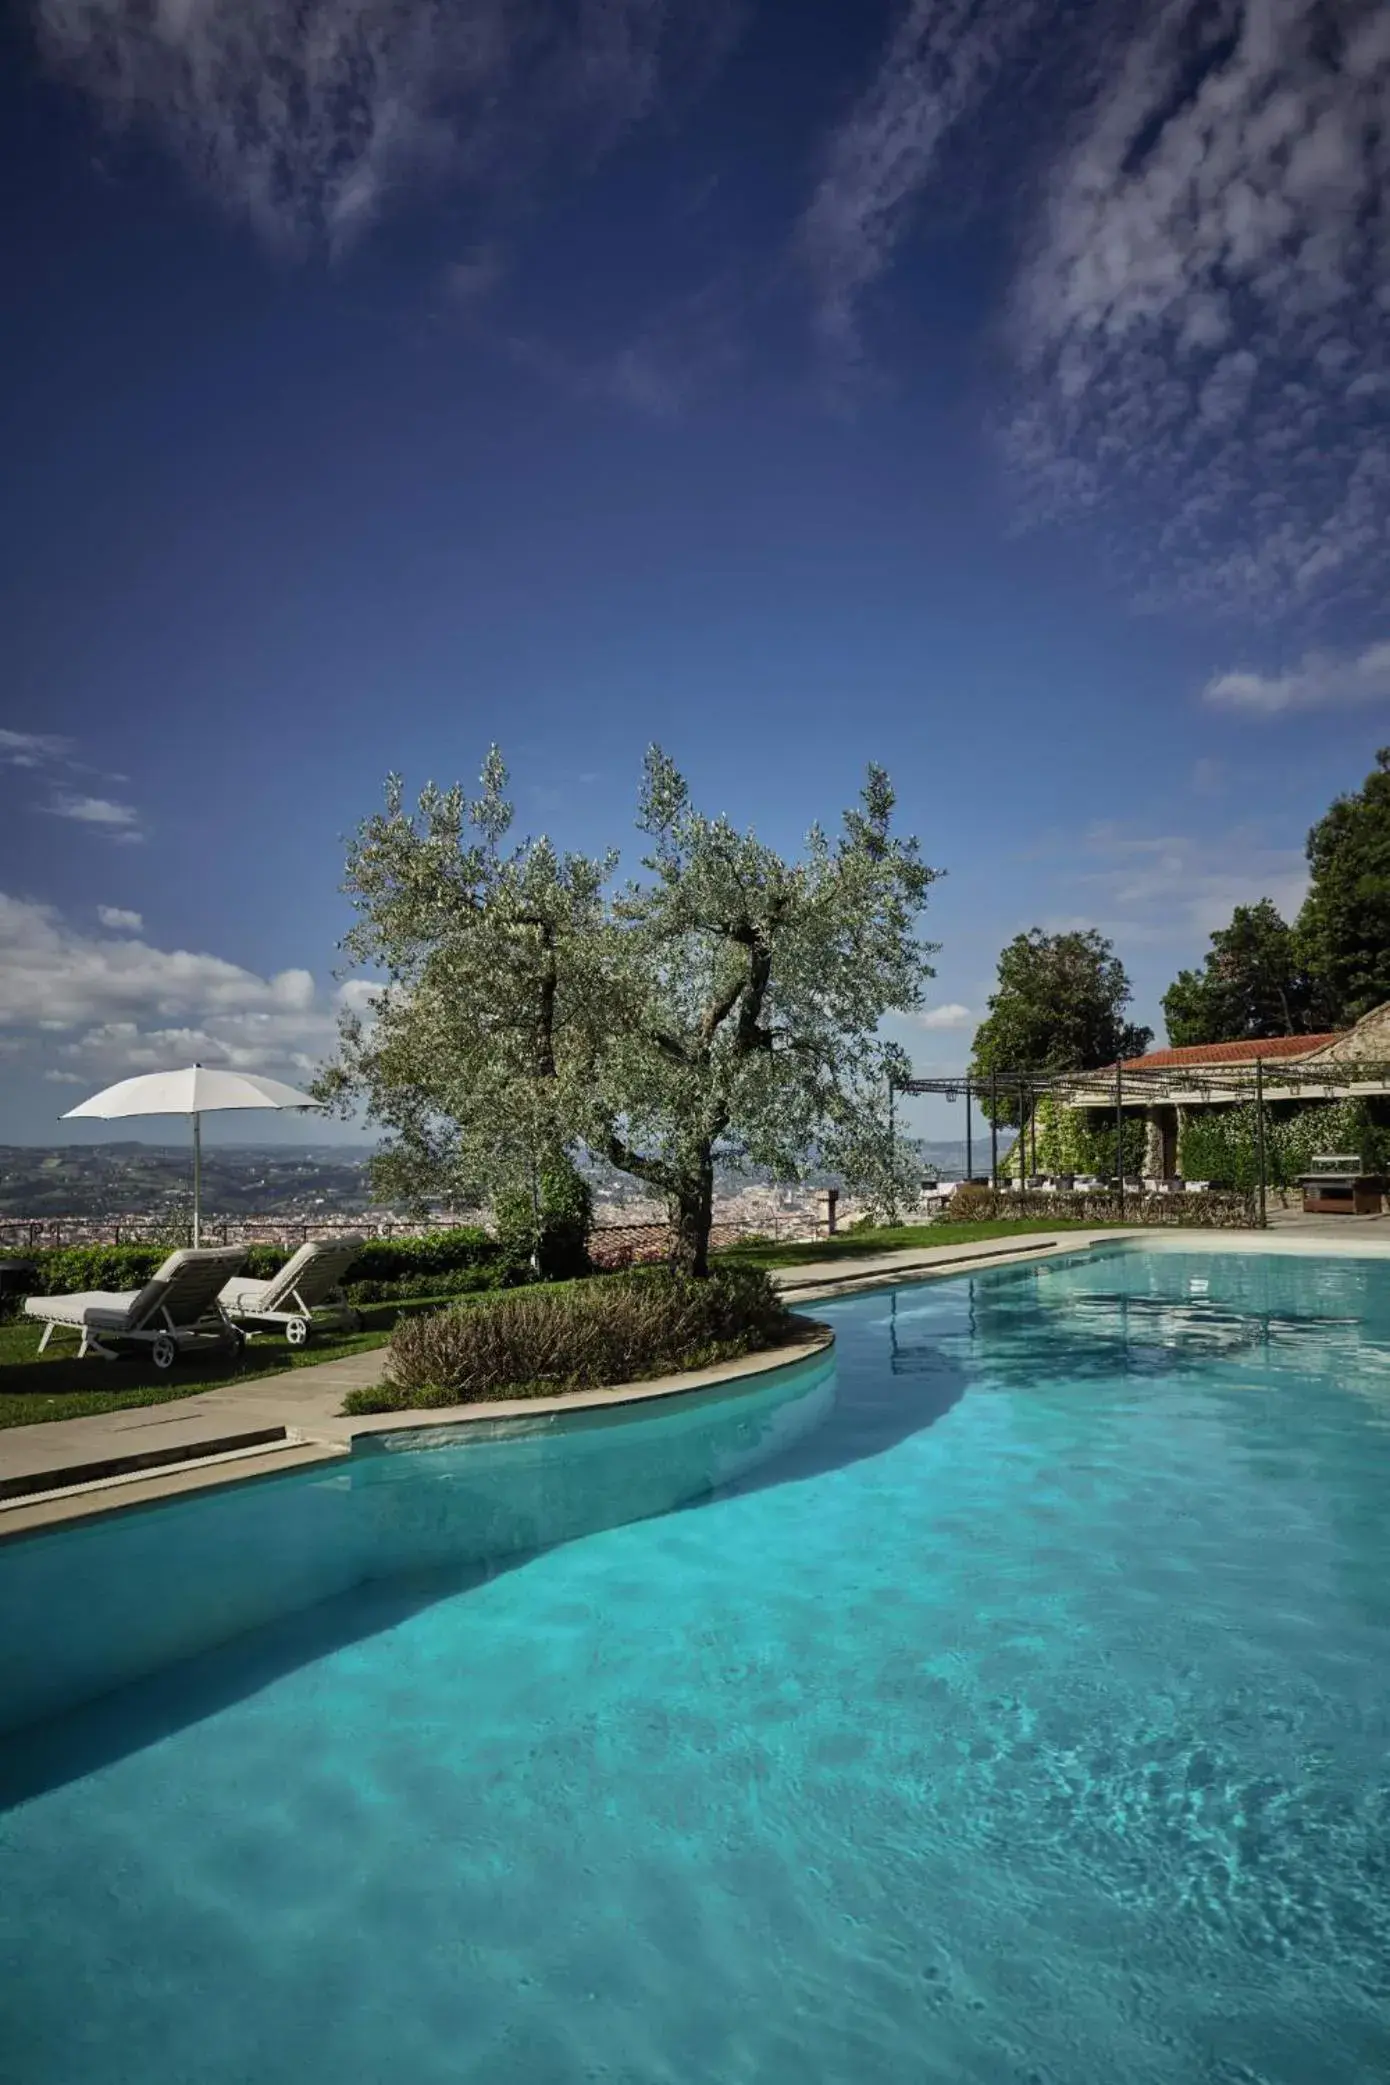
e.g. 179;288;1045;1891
3;1245;1390;2083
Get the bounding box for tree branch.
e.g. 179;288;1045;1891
603;1130;681;1197
649;1029;696;1067
735;946;774;1053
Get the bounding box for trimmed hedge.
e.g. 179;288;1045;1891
12;1227;525;1311
942;1186;1258;1227
346;1265;799;1413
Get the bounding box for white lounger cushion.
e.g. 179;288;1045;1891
221;1238;361;1316
24;1247;246;1337
24;1289;145;1332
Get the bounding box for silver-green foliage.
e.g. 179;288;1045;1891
322;746;940;1273
320;748;613;1218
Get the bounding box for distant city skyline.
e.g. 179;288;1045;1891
4;1;1388;1149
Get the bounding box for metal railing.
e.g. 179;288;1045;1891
0;1212;829;1254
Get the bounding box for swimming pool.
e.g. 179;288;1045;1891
4;1243;1390;2083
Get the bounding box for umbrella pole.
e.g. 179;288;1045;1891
192;1111;202;1250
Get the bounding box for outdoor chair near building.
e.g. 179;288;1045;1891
220;1236;363;1346
23;1245;247;1369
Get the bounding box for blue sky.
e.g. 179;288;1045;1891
3;0;1389;1149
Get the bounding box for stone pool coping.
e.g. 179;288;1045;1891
0;1231;1113;1520
0;1329;835;1543
10;1220;1390;1541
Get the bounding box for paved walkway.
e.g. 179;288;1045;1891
765;1230;1095;1299
0;1232;1108;1504
12;1217;1388;1509
0;1348;387;1493
1264;1204;1390;1236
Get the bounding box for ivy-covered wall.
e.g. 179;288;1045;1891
1001;1092;1390;1187
1177;1098;1390;1189
1002;1095;1146;1178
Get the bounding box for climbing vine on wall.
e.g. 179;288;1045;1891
1177;1098;1390;1188
1003;1096;1145;1178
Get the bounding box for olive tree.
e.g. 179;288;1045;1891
323;746;939;1275
598;750;939;1270
318;749;613;1265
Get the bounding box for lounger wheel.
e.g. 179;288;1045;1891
286;1316;311;1347
151;1334;177;1371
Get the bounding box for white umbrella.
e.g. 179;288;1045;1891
62;1064;323;1247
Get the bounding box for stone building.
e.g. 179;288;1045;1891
1057;1004;1390;1179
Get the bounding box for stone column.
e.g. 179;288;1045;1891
1143;1109;1166;1180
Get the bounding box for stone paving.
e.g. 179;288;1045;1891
0;1232;1109;1503
6;1218;1388;1520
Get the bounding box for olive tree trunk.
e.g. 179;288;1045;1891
668;1159;715;1278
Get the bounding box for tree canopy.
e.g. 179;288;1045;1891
322;746;940;1274
969;928;1151;1123
1161;899;1322;1047
1296;747;1390;1025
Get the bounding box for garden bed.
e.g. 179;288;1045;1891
345;1267;802;1414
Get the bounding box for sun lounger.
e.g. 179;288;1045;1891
220;1236;362;1345
24;1246;248;1369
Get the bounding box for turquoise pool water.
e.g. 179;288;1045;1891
4;1245;1390;2083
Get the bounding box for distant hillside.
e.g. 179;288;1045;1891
913;1137;1017;1177
0;1144;375;1218
0;1133;1019;1221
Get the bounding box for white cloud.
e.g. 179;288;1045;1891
0;894;343;1084
42;1070;87;1085
336;978;383;1017
798;0;1035;371
0;729;70;769
915;1002;973;1031
1007;0;1390;613
1058;823;1309;945
37;0;739;256
96;905;143;931
45;793;144;842
1203;639;1390;714
441;247;504;312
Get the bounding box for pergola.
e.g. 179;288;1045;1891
890;1055;1390;1226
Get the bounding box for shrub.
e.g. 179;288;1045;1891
492;1157;594;1281
19;1240;285;1298
345;1264;520;1304
940;1186;1256;1227
346;1265;798;1413
342;1227;513;1284
18;1225;519;1304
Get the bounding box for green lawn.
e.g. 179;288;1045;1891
0;1224;1122;1430
717;1217;1127;1271
0;1298;443;1430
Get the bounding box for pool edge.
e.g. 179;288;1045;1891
0;1329;836;1545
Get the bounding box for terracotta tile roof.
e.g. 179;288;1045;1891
1123;1033;1345;1071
